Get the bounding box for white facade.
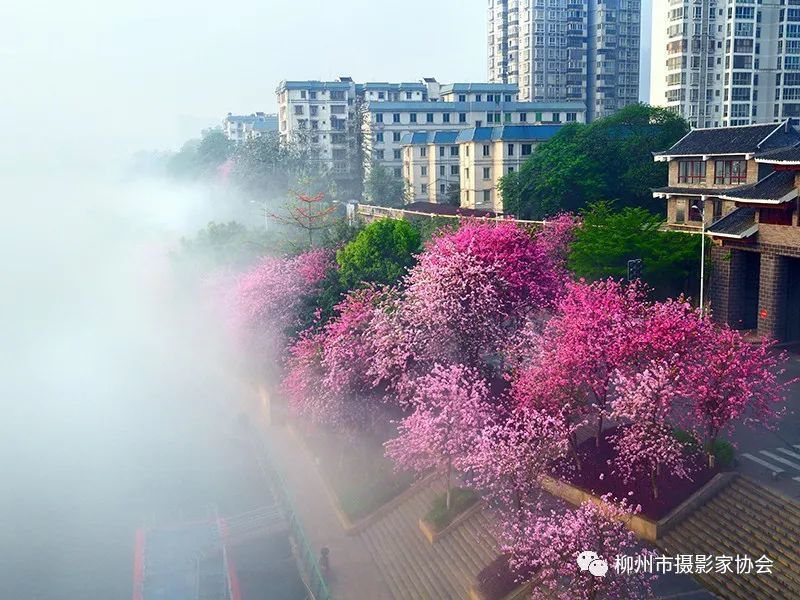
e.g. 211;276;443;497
488;0;641;121
655;0;800;128
277;77;584;183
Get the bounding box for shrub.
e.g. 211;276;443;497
424;487;478;531
672;427;699;449
706;438;735;468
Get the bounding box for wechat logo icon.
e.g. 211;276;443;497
577;551;608;577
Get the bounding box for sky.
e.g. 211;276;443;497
1;0;652;172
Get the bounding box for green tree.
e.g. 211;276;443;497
175;221;283;271
336;218;422;289
363;164;406;207
568;201;701;297
499;104;689;219
166;128;232;180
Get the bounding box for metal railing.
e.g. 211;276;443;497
250;434;331;600
356;202;547;225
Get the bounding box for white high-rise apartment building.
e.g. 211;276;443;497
655;0;800;128
488;0;641;121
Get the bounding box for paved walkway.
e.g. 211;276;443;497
260;422;393;600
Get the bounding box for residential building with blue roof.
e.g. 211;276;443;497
401;125;564;209
222;113;278;143
273;76;584;190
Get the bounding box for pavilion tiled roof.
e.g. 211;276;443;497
654;121;797;157
755;144;800;164
716;170;798;203
707;207;758;239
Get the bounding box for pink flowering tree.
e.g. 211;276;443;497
514;279;649;452
371;220;570;402
611;361;693;499
234;248;331;359
678;329;791;465
283;286;394;433
384;363;495;509
467;404;570;521
503;498;656;600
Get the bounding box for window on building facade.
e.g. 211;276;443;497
410;113;417;123
520;112;527;122
309;91;317;100
300;90;307;99
376;132;384;143
421;166;428;176
675;199;686;223
465;168;470;179
443;113;451;123
553;112;561;122
394;167;402;177
376;113;384;123
483;144;490;157
440;183;446;195
393;149;401;159
521;144;532;156
483;167;491;179
450;146;459;156
689;203;703;222
392;132;401;142
677;160;707;184
535;112;542;122
459;113;467;123
378;92;385;99
451;165;459;175
420;146;427;157
440;165;445;176
484;189;491;204
294;105;304;115
393;113;401;123
759;207;794;225
427;113;434;123
376;150;385;160
714;160;747;184
439;146;445;157
713;199;723;220
421;182;428;194
508;143;515;156
567;112;577;122
459;94;466;102
406;92;413;100
476;94;482;101
504;94;512;102
504;113;512;123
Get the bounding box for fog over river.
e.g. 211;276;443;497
0;174;265;599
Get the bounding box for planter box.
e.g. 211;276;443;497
419;498;486;544
418;498;484;543
540;472;738;541
468;581;532;600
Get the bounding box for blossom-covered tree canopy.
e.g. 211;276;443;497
368;220;574;400
283;285;395;432
504;498;656;600
611;361;693;498
384;363;495;506
234;248;331;354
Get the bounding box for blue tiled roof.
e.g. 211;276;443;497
364;101;585;112
455;125;564;143
358;82;427;92
440;83;519;94
278;80;351;91
400;130;460;145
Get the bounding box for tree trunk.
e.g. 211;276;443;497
445;459;452;511
651;468;658;500
569;434;582;472
595;414;603;448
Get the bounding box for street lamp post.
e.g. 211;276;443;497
692;198;707;315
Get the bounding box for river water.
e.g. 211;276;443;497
0;175;283;599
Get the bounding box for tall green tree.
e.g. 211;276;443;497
499;104;689;219
166;128;232;180
336;218;422;289
363;164;407;207
568;201;701;298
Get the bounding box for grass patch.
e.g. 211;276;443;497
424;487;478;532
